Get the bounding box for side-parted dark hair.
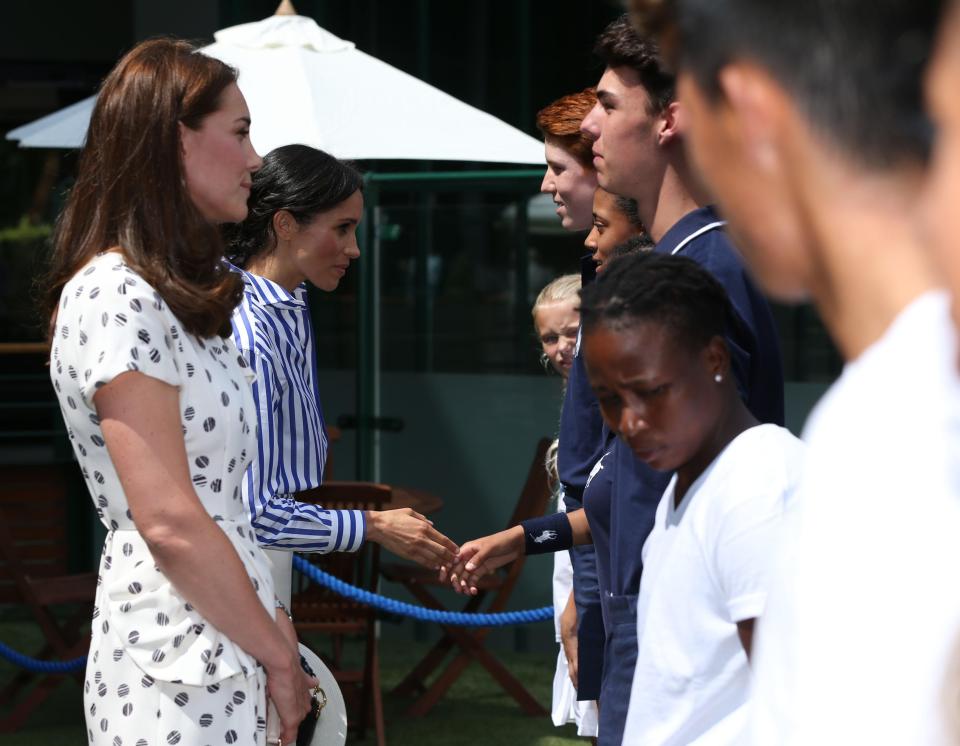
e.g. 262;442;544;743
226;144;363;267
636;0;940;168
580;252;729;352
594;14;676;113
45;38;242;340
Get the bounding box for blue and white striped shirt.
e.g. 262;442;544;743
230;266;365;552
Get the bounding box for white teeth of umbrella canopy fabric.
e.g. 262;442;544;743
6;14;545;165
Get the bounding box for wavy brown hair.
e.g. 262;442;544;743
43;38;244;341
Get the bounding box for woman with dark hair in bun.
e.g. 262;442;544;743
227;145;457;596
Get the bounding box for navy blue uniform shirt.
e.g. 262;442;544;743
582;429;616;597
574;428;616;702
558;255;604;610
555;254;605;703
656;206;785;425
558;256;605;506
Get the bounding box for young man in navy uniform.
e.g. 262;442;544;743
577;16;785;744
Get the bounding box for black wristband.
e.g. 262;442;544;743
520;512;574;555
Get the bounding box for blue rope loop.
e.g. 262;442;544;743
0;641;86;673
0;555;554;672
292;555;553;627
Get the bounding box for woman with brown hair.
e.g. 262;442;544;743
45;39;311;745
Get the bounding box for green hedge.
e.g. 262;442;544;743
0;222;52;342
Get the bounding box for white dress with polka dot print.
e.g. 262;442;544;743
51;252;276;745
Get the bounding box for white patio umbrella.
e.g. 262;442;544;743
6;11;545;165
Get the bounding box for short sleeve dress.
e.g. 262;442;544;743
50;252;277;746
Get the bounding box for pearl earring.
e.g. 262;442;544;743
714;373;723;383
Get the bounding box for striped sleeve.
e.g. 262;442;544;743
233;308;365;553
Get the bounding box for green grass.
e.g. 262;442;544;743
0;611;584;745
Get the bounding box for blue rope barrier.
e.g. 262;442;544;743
0;557;553;672
292;556;553;627
0;641;86;673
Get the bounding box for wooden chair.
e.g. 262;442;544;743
322;424;341;481
0;464;97;732
292;481;389;746
381;438;554;717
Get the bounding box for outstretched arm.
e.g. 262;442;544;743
443;509;592;594
366;508;458;569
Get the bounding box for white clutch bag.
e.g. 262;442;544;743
267;642;348;745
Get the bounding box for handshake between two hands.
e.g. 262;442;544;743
367;508;525;596
438;525;526;595
268;513;529;743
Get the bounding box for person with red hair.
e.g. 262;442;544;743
535;87;606;740
537;88;599;232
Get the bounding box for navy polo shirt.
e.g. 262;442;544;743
656;206;785;425
556;255;604;618
558;255;605;507
576;427;616;702
581;428;617;595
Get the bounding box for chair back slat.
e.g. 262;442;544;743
298;481;389;514
0;465;78;603
292;482;389;624
504;437;554;529
290;481;388;741
486;437;555;613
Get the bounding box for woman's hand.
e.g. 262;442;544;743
264;640;313;745
444;526;525;594
366;509;459;569
560;592;579;688
267;609;318;745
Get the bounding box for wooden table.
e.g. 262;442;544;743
300;481;443;516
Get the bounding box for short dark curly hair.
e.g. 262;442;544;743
580;251;730;353
594;14;675;113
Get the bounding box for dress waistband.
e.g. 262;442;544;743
98;512;274;687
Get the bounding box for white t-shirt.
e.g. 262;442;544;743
622;424;805;745
750;290;960;745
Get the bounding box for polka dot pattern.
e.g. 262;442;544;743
50;253;274;745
